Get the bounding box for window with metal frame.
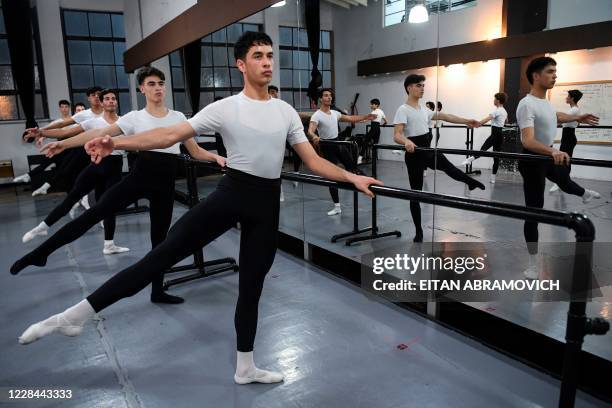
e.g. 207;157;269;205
61;9;129;114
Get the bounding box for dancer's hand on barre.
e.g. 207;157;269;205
466;119;482;128
577;114;599;126
40;140;65;158
347;173;384;198
404;139;416;153
551;149;570;166
213;155;226;168
85;135;114;164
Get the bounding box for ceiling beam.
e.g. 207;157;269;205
124;0;279;72
357;20;612;76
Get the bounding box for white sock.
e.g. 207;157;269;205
104;240;114;247
18;300;94;345
41;182;50;191
37;221;49;231
234;351;284;384
335;203;341;208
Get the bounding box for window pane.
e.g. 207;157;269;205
212;28;227;43
91;41;114;64
94;65;117;88
322;52;331;70
214;68;230;87
228;51;236;68
118;92;131;115
227;24;242;43
34;94;45;119
321;31;330;50
201;46;212;66
88;13;112;37
64;11;89;36
280;69;292;88
243;24;258;33
199;92;214;110
0;95;18;120
213;46;228;66
116;66;129;88
114;42;126;65
280;91;293;106
385;12;405;26
200;68;214;87
230;68;243;87
67;40;92;64
0;39;11;64
172;67;184;88
136;92;146;109
170;51;182;67
0;66;14;90
111;14;125;38
279;27;292;46
323;71;332;87
293;50;310;70
293;91;308;110
173;91;187;113
214;90;230;99
298;29;308;47
72;92;88;106
280;50;292;69
385;1;405;15
293;70;307;88
201;34;212;43
70;65;93;88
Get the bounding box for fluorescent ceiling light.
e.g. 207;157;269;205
408;4;429;23
271;1;286;7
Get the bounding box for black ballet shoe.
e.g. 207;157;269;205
10;253;47;275
413;231;424;243
150;292;184;304
469;180;485;191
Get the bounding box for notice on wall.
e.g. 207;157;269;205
548;81;612;145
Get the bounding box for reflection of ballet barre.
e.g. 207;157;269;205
163;154;238;290
279;171;608;408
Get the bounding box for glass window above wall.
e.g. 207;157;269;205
384;0;477;27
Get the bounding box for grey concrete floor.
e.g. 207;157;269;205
0;173;609;407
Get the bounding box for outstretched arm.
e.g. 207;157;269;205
557;112;599;125
292;141;383;197
340;113;376;123
479;114;493;125
41;124;123;157
433;112;481;128
40;125;84;140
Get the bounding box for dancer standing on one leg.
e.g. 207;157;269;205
462;92;508;184
11;67;224;304
393;74;485;242
550;89;583;193
17;31;382;385
20;89;129;255
516;57;600;278
308;88;375;216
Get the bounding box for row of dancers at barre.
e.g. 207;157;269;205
9;31;600;384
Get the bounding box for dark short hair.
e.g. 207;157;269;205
425;101;435;110
98;89;118;102
234;31;273;62
319;87;335;98
58;99;71;106
494;92;507;104
437;101;442;110
86;86;103;96
74;102;86;109
268;85;279;93
403;74;426;94
526;56;556;85
136;66;165;85
370;98;380;106
567;89;583;103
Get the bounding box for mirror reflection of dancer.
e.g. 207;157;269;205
17;32;382;385
462;92;508;184
516;57;599;278
393;74;484;242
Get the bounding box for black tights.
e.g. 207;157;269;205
44;156;123;240
49;148;90;188
475;126;503;175
88;169;280;352
404;133;483;237
320;140;359;203
518;148;585;254
560;127;577;171
26;152;177;295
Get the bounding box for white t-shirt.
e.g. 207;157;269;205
310;109;342;140
187;92;308;179
72;108;103;124
562;106;580;128
81;116;123;155
393;104;433;137
490;107;508;128
371;108;386;124
117;109;187;154
516;94;558;147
